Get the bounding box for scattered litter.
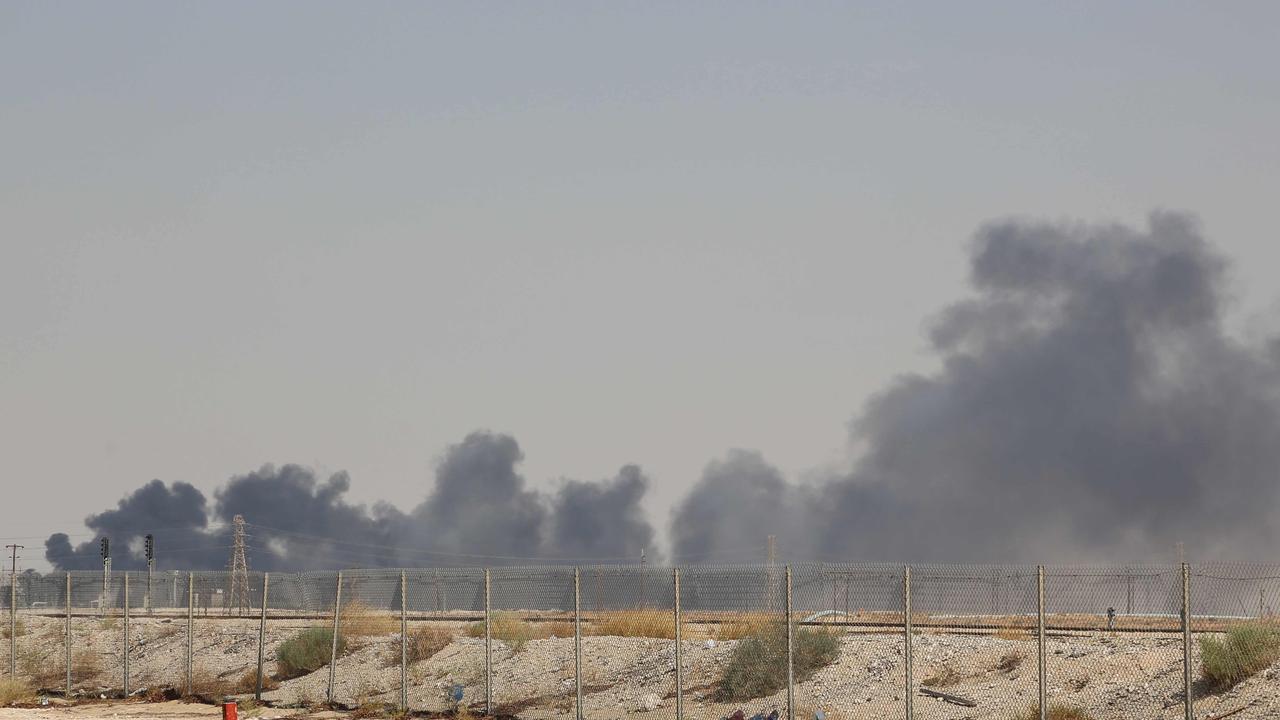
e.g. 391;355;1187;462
919;687;977;707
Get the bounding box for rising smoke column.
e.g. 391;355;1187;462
549;464;657;561
673;212;1280;563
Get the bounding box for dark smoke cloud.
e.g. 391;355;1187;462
215;464;411;570
669;450;812;563
44;480;224;570
550;464;655;560
673;212;1280;563
408;432;546;558
46;431;659;570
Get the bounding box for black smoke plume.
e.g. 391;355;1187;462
673;212;1280;563
45;480;225;570
549;464;655;560
45;431;659;570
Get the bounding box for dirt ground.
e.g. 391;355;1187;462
4;614;1279;719
0;701;314;720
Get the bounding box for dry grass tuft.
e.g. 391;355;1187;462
18;645;62;689
995;627;1031;641
340;600;400;637
406;626;454;664
465;612;551;653
350;702;388;719
713;613;775;641
71;649;101;682
589;611;675;639
542;621;575;638
234;669;280;694
0;618;25;639
995;651;1024;673
0;678;36;705
186;666;234;697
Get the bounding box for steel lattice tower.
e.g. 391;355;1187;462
228;515;250;615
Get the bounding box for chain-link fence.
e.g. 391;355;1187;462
5;563;1279;719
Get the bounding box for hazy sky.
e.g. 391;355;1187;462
3;2;1278;569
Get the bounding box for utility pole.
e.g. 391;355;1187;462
228;515;249;615
6;544;20;679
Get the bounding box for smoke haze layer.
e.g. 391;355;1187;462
47;213;1280;568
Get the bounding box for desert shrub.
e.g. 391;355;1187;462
277;627;346;679
715;623;839;701
589;611;675;639
1012;705;1096;720
922;664;963;687
1199;621;1280;692
407;626;453;663
340;600;400;637
0;678;35;705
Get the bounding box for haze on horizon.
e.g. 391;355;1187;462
3;2;1280;571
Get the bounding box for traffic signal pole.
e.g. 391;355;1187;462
100;538;110;618
144;535;155;615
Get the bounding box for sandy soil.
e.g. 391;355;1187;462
4;615;1279;719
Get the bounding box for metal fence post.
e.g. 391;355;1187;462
785;565;794;720
575;568;583;720
327;571;343;705
65;572;72;696
400;570;408;712
185;573;194;696
674;567;683;720
1037;566;1046;720
484;568;493;716
255;573;270;701
1182;563;1193;720
123;573;130;696
904;565;913;720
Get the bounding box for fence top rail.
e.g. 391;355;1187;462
28;561;1280;579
